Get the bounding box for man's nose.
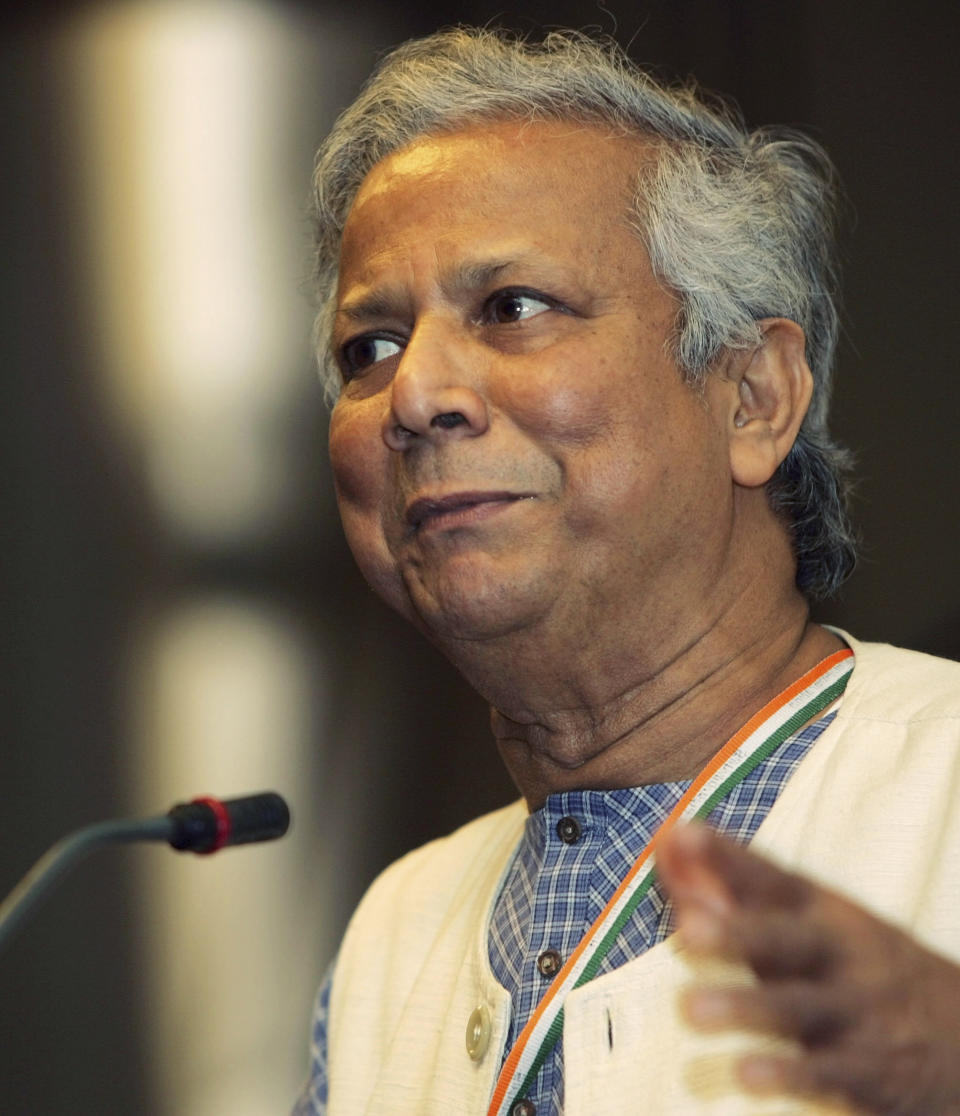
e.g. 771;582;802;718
381;322;489;451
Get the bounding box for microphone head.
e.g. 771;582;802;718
166;792;290;854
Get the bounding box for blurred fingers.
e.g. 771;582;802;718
660;822;814;912
683;981;854;1046
678;903;841;979
738;1047;952;1114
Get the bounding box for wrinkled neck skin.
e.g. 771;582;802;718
429;493;844;812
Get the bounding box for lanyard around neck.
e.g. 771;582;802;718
487;647;855;1116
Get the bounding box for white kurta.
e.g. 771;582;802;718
326;636;960;1114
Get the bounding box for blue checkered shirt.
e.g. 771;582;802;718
294;710;837;1115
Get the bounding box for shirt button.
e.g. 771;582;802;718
511;1101;536;1116
556;815;581;843
536;948;563;977
465;1004;491;1061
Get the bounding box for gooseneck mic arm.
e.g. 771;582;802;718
0;792;290;955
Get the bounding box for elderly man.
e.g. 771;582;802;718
295;27;960;1116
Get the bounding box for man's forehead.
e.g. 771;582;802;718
349;117;653;215
351;135;458;206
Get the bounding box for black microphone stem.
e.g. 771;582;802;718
0;815;174;955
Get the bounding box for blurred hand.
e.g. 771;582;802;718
657;822;960;1115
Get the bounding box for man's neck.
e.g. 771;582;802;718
487;612;844;811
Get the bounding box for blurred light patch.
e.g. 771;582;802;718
127;595;330;1116
65;0;314;547
59;3;339;1111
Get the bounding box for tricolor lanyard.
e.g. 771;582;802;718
487;647;855;1116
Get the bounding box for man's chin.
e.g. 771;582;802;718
402;569;552;647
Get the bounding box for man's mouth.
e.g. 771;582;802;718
405;491;530;531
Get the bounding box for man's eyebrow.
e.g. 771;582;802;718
441;258;512;294
336;290;399;324
446;251;587;298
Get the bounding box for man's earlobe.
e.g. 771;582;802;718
728;318;813;488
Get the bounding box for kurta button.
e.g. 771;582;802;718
511;1100;537;1116
556;815;581;843
537;948;562;977
465;1004;491;1061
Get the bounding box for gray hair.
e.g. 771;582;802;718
311;27;856;599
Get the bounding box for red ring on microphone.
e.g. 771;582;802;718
192;796;231;854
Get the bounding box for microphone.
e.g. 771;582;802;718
167;793;290;853
0;792;290;955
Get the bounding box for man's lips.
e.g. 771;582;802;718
405;491;530;531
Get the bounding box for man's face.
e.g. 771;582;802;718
329;120;736;648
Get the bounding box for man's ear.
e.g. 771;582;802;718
726;318;813;488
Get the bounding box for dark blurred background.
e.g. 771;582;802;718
2;1;957;1112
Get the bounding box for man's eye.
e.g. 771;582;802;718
482;289;556;324
340;334;404;376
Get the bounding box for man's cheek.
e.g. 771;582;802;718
339;506;413;619
338;503;391;579
329;420;386;511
